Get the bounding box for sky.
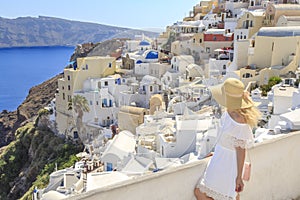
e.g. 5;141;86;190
0;0;200;31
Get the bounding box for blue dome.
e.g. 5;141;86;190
145;51;158;59
139;40;151;46
136;60;143;64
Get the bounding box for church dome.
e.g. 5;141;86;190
139;40;151;46
145;51;158;59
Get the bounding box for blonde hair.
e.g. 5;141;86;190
237;106;262;128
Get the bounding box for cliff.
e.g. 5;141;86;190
0;74;62;148
0;16;158;48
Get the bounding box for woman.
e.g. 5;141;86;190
194;78;261;200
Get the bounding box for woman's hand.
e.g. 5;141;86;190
235;177;244;193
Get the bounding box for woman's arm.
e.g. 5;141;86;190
235;146;246;192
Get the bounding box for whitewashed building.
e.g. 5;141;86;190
170;55;195;75
101;131;136;171
272;86;298;115
161;70;181;89
158;109;214;158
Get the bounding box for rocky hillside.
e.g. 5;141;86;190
0;74;62;148
0;123;83;200
0;16;158;47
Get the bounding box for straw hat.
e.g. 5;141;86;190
209;78;255;110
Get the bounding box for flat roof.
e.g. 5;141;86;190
257;26;300;37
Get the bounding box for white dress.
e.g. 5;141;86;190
197;111;254;200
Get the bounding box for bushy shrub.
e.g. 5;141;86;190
260;76;282;96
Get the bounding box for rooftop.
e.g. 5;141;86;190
257;26;300;37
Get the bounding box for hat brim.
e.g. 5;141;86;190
209;84;226;107
209;84;256;109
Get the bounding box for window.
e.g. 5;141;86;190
107;163;113;171
150;85;153;92
244;35;246;39
206;47;210;53
90;100;93;105
68;85;71;90
62;86;64;90
223;65;226;70
242;73;253;78
193;38;196;43
108;63;112;68
96;101;99;105
105;81;108;86
237;35;239;40
67;75;70;81
73;131;78;139
102;99;107;107
63;93;65;100
68;95;72;101
200;39;202;43
213;36;217;41
86;64;88;70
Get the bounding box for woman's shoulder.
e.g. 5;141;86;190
226;111;246;125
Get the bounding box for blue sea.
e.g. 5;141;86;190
0;46;75;111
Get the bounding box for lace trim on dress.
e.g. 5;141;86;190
232;136;253;149
233;137;247;148
197;183;234;200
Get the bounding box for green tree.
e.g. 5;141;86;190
260;76;282;96
268;76;282;86
72;95;90;142
34;108;50;128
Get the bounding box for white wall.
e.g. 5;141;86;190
67;132;300;200
135;63;149;76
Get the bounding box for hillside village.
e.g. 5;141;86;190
35;0;300;199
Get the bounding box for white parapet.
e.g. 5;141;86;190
66;131;300;200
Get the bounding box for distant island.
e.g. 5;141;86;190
0;16;159;47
